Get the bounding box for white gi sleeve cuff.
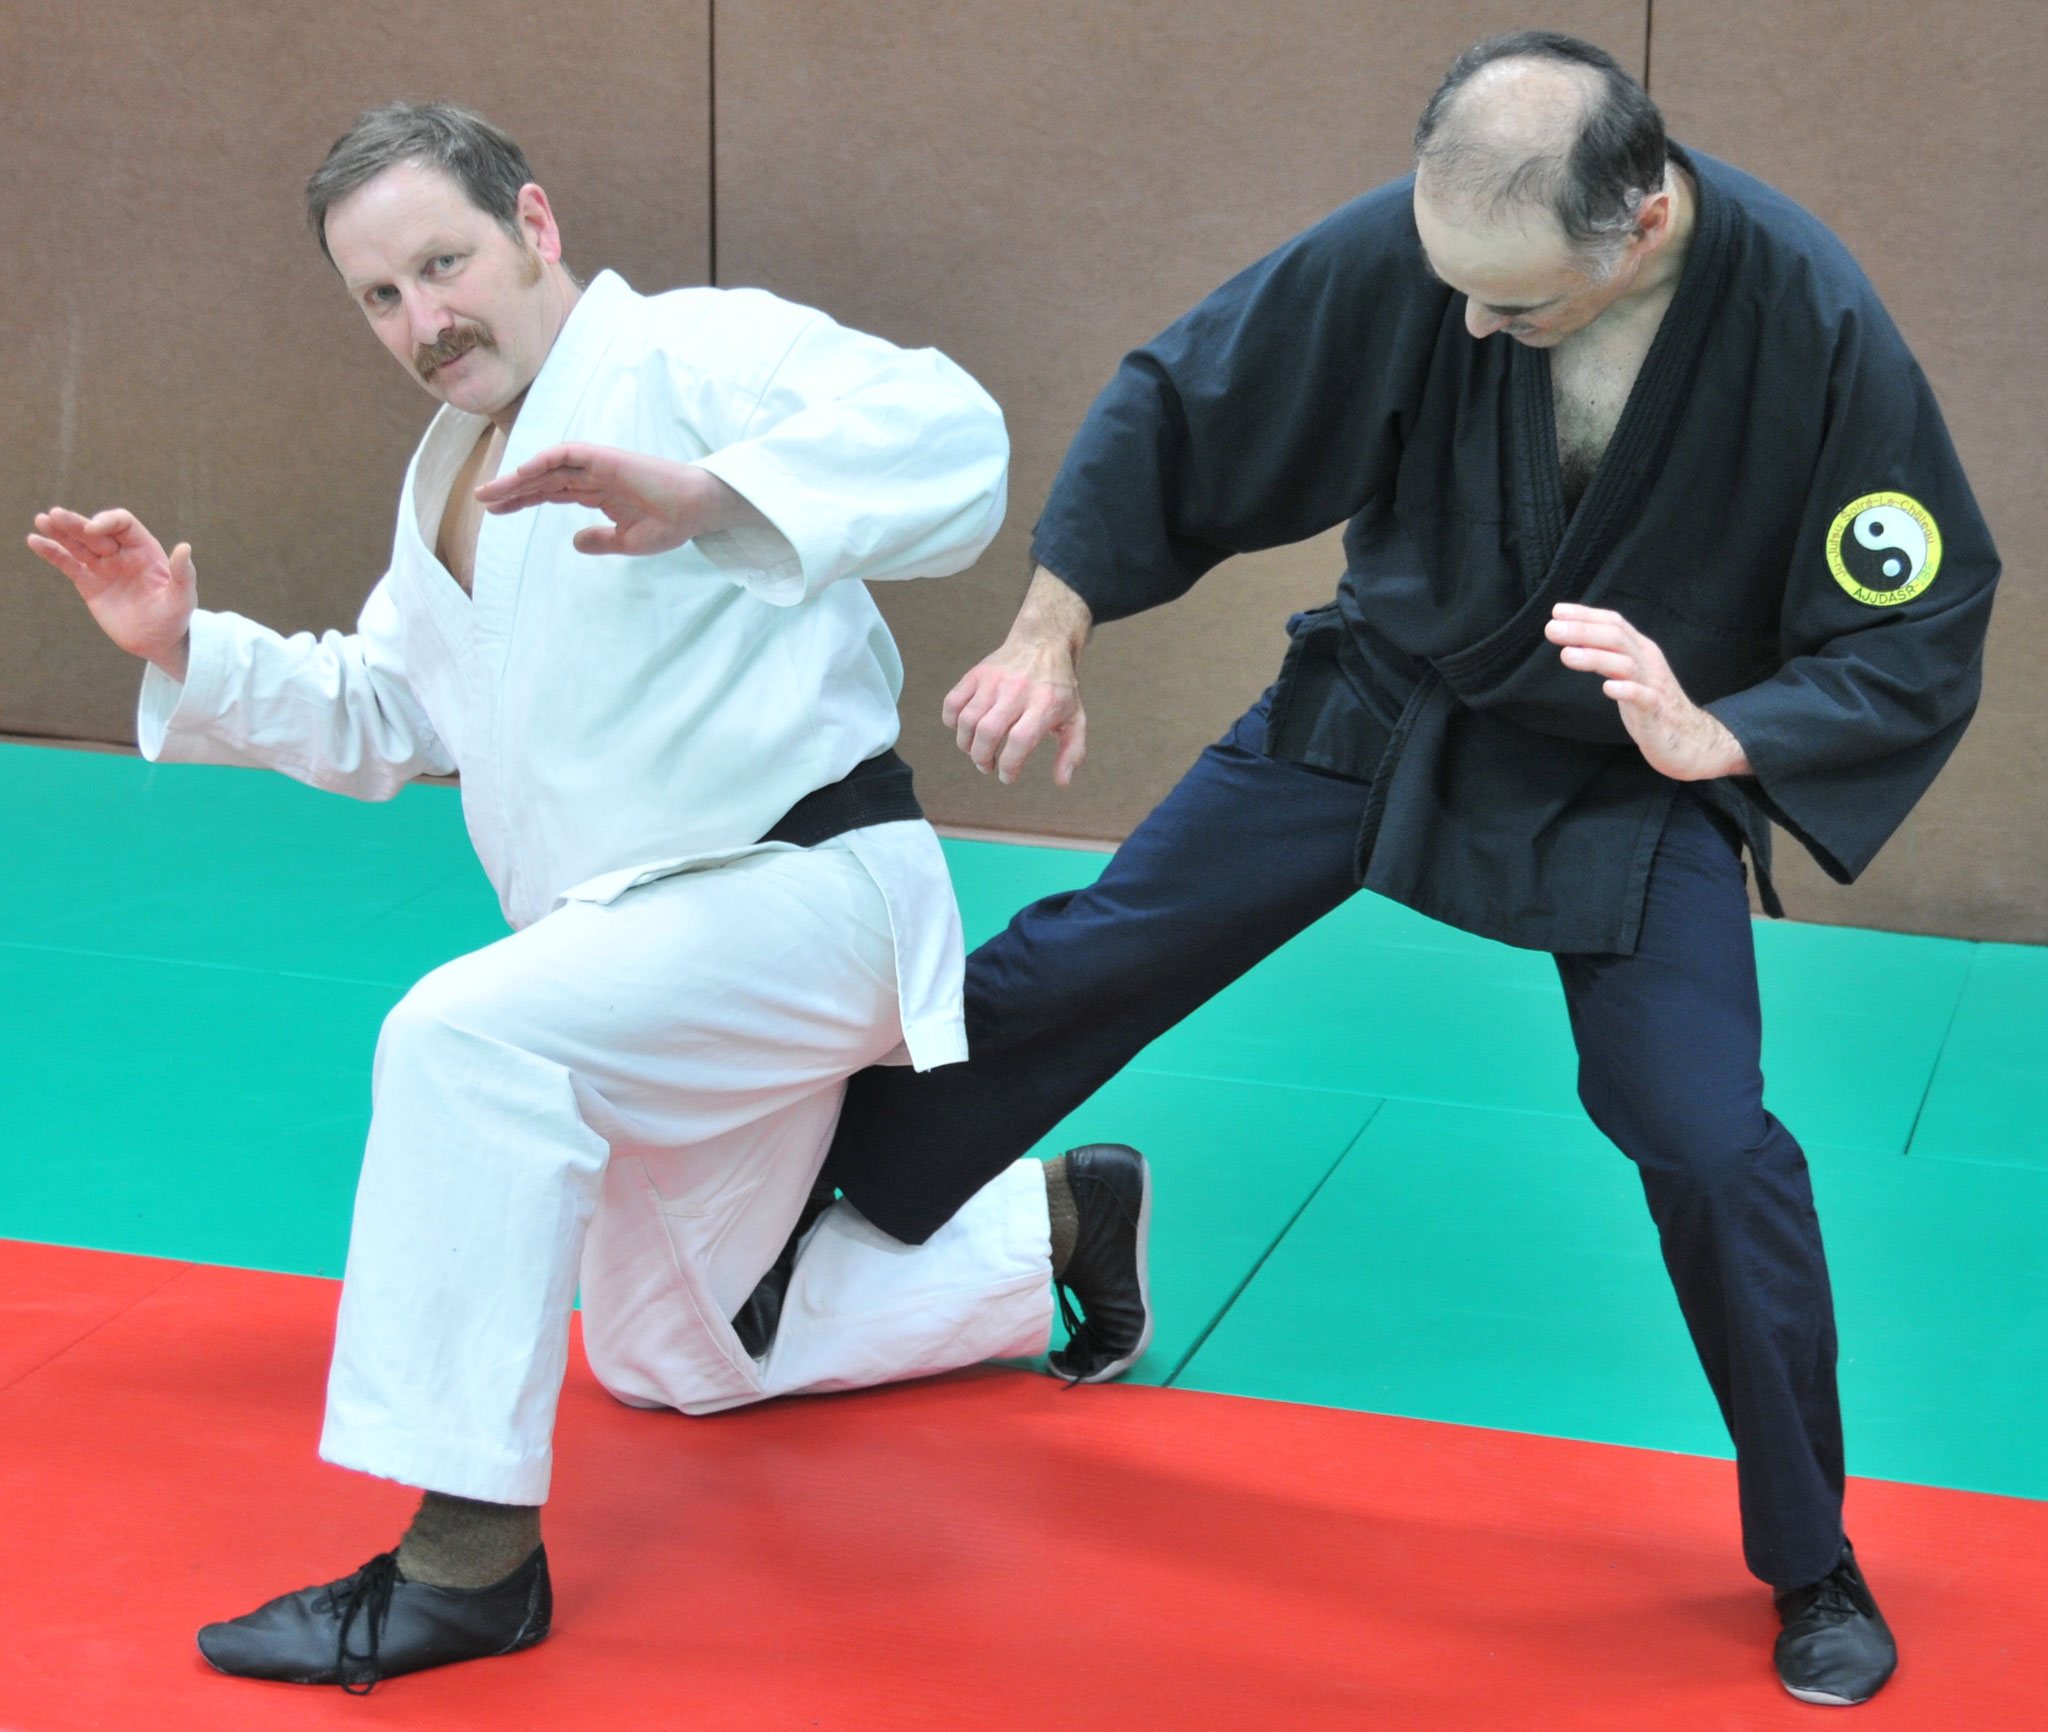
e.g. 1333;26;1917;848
689;445;828;606
136;610;235;762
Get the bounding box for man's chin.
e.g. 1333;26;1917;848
418;372;507;417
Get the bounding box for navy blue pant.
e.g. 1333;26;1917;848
827;698;1846;1589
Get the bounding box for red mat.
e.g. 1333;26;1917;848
1;1239;2042;1731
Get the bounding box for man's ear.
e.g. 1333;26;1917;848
1634;180;1677;252
514;183;564;264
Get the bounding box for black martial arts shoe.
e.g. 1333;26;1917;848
1773;1542;1897;1706
1048;1143;1153;1384
196;1545;551;1692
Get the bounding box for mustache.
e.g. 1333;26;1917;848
415;322;497;380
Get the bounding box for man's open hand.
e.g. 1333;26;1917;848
1546;602;1750;781
945;566;1094;785
473;443;771;558
27;507;195;681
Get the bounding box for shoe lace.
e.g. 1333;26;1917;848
1052;1281;1091;1389
330;1550;401;1695
1809;1575;1858;1618
1784;1558;1872;1630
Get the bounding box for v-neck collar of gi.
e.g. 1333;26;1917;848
498;269;635;473
407;271;639;605
1439;143;1733;697
475;269;636;598
1524;144;1725;557
411;408;492;587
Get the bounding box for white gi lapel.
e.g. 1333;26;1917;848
398;407;491;638
475;270;639;631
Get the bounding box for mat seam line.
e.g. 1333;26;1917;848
1124;1062;1587;1124
0;1259;198;1402
1160;1098;1386;1388
1901;941;1980;1159
1120;1063;1388;1105
0;936;416;993
325;864;491;944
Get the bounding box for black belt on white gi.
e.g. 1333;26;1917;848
757;749;924;849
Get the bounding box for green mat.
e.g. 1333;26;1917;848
3;741;2045;1501
1175;1099;1730;1456
1174;1099;2048;1500
1907;943;2048;1171
0;744;506;980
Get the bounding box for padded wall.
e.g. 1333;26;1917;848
5;3;2040;942
713;1;1645;843
0;0;709;743
1653;0;2047;937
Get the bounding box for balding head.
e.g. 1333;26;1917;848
1414;32;1666;275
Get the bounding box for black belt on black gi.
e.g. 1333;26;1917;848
757;749;924;848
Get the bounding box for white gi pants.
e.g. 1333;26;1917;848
317;841;1054;1506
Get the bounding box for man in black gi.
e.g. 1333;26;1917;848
818;30;1999;1709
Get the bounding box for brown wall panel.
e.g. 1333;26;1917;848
1653;1;2047;940
0;0;708;745
715;1;1646;842
12;3;2026;939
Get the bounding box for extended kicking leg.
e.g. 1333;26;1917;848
821;695;1371;1381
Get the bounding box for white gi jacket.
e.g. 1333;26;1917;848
138;270;1008;1068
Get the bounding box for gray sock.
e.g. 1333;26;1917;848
1045;1154;1080;1278
395;1492;542;1590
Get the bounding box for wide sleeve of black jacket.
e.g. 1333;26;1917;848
1030;179;1451;624
1706;270;2000;885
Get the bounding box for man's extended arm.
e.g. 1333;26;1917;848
27;504;451;798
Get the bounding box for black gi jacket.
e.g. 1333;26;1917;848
1031;148;1999;954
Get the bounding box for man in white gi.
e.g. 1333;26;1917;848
27;101;1153;1691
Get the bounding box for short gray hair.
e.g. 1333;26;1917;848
305;100;535;264
1414;32;1667;275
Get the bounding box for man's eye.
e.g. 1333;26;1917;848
432;255;459;272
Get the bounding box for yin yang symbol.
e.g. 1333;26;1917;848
1841;506;1927;591
1826;492;1942;606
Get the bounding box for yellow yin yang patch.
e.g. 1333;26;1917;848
1826;492;1942;606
